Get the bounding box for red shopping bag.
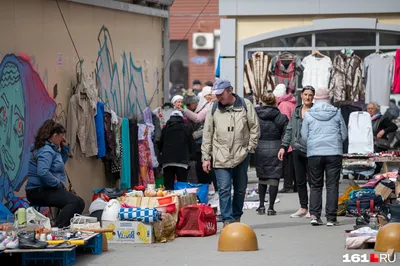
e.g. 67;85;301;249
175;204;217;237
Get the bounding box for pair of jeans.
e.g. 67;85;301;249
26;187;85;228
163;166;188;190
214;155;250;223
308;155;342;220
292;150;309;209
283;152;296;190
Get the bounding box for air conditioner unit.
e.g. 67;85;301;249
193;33;214;50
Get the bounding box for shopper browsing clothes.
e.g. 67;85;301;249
278;86;314;218
367;102;398;174
301;88;347;226
158;111;196;190
255;93;288;215
180;86;218;191
26;120;85;228
202;79;260;228
273;83;297;193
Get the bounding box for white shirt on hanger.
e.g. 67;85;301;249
348;111;374;154
301;55;332;92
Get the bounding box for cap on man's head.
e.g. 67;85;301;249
193;79;201;85
212;79;232;95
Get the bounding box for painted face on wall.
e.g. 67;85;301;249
0;62;25;182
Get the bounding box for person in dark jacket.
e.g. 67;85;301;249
367;102;398;174
255;93;288;215
278;86;314;218
384;99;400;121
158;111;196;190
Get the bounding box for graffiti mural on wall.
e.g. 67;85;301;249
96;26;148;118
0;54;56;204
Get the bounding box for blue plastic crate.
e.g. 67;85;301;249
21;249;76;266
78;233;103;255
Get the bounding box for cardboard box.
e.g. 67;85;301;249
375;183;392;200
102;221;154;244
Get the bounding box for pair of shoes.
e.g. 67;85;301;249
279;188;294;193
0;235;18;250
267;209;276;216
290;208;308;218
310;215;324;226
256;206;266;215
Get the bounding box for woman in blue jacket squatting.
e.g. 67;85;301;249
26;120;84;228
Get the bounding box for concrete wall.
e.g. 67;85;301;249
236;14;400;40
0;0;163;211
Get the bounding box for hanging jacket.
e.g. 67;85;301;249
26;142;70;190
255;106;288;180
67;92;98;157
159;116;195;165
393;49;400;94
301;102;348;157
329;51;364;102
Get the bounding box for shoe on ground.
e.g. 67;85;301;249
256;206;266;215
310;215;323;226
305;211;311;218
290;208;308;218
222;222;230;229
327;220;339;226
267;209;276;216
234;218;241;223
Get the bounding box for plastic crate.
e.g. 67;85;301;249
21;250;76;266
78;233;103;255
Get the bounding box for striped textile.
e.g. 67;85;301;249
119;208;162;223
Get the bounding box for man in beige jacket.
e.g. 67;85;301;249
202;79;260;227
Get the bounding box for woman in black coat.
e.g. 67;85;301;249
255;93;288;215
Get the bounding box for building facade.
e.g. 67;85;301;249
219;0;400;100
0;0;169;209
170;0;222;91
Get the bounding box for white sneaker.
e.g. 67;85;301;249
305;211;311;218
327;220;339;226
290;208;308;218
310;216;323;226
6;238;18;249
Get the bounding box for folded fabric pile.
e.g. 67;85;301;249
342;159;376;176
345;227;378;249
119;208;162;223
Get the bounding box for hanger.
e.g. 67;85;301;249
279;52;294;61
312;50;325;58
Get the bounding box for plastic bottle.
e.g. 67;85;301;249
369;214;377;228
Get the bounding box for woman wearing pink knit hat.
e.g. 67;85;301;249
273;84;297;193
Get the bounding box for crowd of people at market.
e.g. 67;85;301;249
24;78;399;229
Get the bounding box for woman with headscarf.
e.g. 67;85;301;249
255;93;288;215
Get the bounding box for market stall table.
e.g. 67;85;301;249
3;233;103;266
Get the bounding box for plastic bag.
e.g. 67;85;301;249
174;182;209;204
154;213;176;243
